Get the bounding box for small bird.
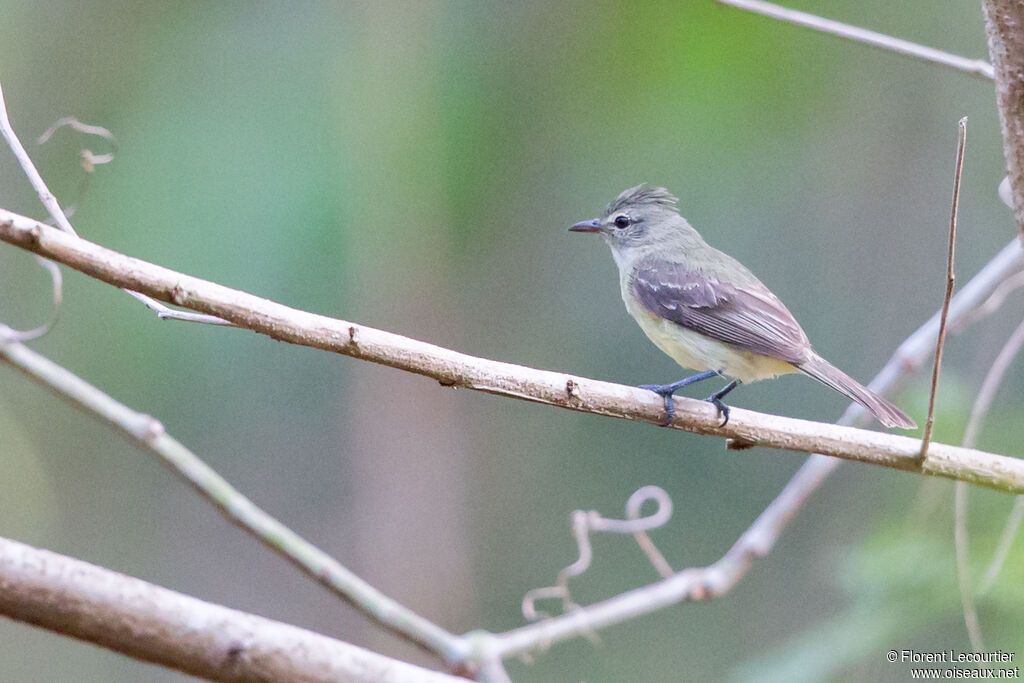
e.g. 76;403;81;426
569;185;915;429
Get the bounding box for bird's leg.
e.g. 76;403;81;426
705;380;740;427
638;370;718;426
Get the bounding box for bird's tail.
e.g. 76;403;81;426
797;353;916;429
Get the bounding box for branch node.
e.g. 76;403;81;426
139;417;166;445
565;378;579;398
221;641;247;674
170;285;187;306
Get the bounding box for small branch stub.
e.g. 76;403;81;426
566;378;580;398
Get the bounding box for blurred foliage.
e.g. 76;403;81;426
0;1;1022;682
735;504;1024;683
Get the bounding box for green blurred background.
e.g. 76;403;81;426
1;1;1023;681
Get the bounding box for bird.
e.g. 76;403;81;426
568;184;915;430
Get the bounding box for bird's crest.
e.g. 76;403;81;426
604;184;678;216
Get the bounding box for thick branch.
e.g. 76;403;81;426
984;0;1024;237
0;536;463;683
1;212;1022;493
0;326;464;662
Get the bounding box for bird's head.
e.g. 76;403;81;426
569;185;690;263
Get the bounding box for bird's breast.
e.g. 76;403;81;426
619;277;798;383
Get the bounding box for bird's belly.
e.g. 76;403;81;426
624;301;797;383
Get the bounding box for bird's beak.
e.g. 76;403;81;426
568;218;602;233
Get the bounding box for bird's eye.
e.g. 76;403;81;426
613;214;630;229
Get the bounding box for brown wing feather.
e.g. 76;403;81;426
631;260;811;364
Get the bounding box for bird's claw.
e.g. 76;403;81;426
705;395;730;427
660;395;675;426
638;384;675;427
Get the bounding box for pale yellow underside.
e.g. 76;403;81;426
622;288;798;383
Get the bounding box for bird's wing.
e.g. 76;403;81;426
631;258;811;364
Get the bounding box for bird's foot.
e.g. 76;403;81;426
705;395;730;427
705;379;739;427
638;371;719;427
638;384;678;426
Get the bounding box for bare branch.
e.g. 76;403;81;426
920;117;967;461
0;536;464;683
0;325;465;663
2;213;1023;494
719;0;994;80
984;0;1024;236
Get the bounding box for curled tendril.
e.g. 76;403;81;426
521;485;675;634
38;117;117;169
37;117;117;223
3;257;63;342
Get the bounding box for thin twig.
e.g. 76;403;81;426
950;270;1024;332
0;83;70;341
962;321;1024;449
0;326;467;664
0;536;464;683
3;256;63;342
954;316;1024;649
919;117;967;461
2;213;1022;494
0;81;230;327
125;290;234;325
0;83;78;236
954;482;984;651
979;498;1024;594
718;0;994;80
